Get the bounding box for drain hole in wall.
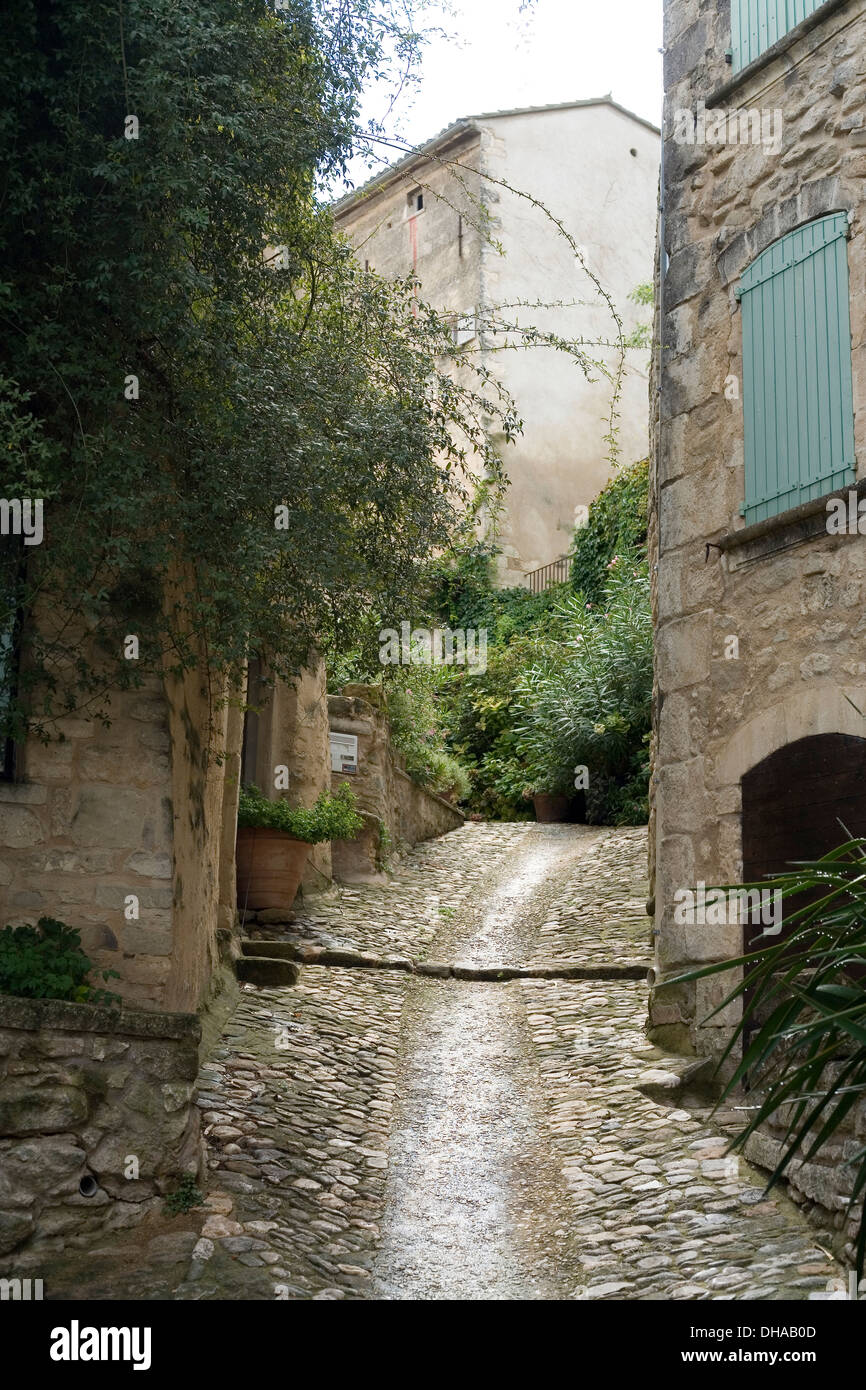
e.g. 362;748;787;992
79;1175;99;1198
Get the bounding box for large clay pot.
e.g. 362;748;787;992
532;793;570;824
236;827;310;911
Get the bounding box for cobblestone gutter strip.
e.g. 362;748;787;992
267;821;536;961
240;939;649;981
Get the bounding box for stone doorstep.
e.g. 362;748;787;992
635;1056;717;1100
235;957;300;989
237;938;648;983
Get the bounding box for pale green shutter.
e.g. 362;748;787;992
738;213;855;526
731;1;828;71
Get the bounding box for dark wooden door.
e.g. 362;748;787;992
740;733;866;1047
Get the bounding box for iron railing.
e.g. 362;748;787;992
527;555;572;595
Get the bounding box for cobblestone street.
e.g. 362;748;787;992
43;823;844;1301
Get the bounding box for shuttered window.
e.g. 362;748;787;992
738;213;855;526
730;1;829;71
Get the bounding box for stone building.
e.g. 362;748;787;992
334;98;659;584
650;0;866;1234
0;604;333;1254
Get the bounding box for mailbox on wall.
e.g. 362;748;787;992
329;731;359;775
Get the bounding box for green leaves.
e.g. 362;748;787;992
237;782;364;843
570;457;649;606
675;840;866;1275
0;916;121;1004
513;557;652;819
0;0;510;741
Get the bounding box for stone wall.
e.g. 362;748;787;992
0;660;242;1017
744;1064;866;1266
0;994;201;1260
651;0;866;1056
243;655;333;898
327;688;463;880
0;675;177;1010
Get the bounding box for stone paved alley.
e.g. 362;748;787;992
39;824;843;1301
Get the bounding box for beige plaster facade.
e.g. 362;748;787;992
334;99;659;583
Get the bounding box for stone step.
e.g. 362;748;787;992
239;938;647;982
236;956;299;988
240;939;300;960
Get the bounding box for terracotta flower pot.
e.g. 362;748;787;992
532;793;570;823
236;827;311;911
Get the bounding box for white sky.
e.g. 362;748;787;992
345;0;663;188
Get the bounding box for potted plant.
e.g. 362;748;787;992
526;784;572;824
236;784;364;911
519;761;575;824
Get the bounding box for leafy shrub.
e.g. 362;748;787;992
441;639;537;819
238;784;364;842
426;546;566;818
514;556;652;823
428;543;563;643
571;457;649;605
164;1174;203;1216
422;748;471;803
0;917;121;1004
677;840;866;1274
385;671;472;803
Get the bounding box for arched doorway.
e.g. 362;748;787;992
740;732;866;1043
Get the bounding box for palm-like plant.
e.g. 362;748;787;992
676;839;866;1273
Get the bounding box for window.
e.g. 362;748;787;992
730;1;829;72
0;540;23;781
407;189;424;215
452;311;477;346
738;213;855;526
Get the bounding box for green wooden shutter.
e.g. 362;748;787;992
738;213;855;526
731;1;828;71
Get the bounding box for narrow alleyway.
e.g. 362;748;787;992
42;824;843;1301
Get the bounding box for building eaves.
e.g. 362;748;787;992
331;96;659;218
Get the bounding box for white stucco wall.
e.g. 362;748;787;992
334;102;659;582
478;104;659;577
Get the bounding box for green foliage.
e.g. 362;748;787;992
625;282;654;352
237;783;363;843
675;840;866;1275
164;1174;204;1216
441;638;538;819
0;917;121;1004
570;458;649;605
427;544;562;644
422;543;564;818
385;669;471;803
0;0;513;744
514;557;652;823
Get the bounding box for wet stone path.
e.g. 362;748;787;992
45;822;845;1300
